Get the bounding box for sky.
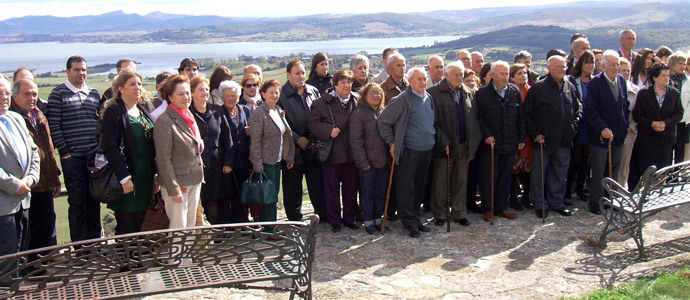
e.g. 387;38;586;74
0;0;605;21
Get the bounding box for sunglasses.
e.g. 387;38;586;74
244;83;259;88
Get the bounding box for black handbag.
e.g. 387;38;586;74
88;157;123;204
241;171;278;205
310;103;335;164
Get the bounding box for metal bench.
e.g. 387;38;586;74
598;161;690;259
0;215;318;299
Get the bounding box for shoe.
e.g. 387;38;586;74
483;212;494;222
365;225;377;234
554;208;572;216
409;230;420;238
510;200;524;211
434;219;446;226
564;199;574;206
387;214;399;221
344;222;360;230
496;210;518;219
455;218;470;226
589;206;601;215
422;205;431;213
418;224;431;232
521;197;533;209
331;224;341;232
535;209;548;219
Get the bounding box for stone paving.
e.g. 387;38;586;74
147;198;690;300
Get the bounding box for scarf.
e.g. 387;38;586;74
670;74;686;91
170;104;203;153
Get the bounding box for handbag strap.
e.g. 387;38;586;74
327;102;335;128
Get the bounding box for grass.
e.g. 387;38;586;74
566;266;690;300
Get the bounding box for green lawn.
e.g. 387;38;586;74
566;266;690;300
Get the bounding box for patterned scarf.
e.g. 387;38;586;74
671;74;686;91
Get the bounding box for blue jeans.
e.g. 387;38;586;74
358;167;389;226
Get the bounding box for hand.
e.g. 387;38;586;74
600;128;613;144
121;179;134;194
389;144;395;159
296;137;310;150
53;186;62;197
222;166;232;174
287;163;294;170
61;153;72;160
153;182;160;193
14;177;33;196
652;121;666;132
534;135;545;144
172;194;184;203
445;145;450;156
180;186;187;193
518;143;525;150
244;126;251;135
485;136;495;146
362;165;371;171
330;127;341;139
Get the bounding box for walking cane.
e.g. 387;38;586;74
381;158;396;233
608;138;613;177
446;150;451;233
490;143;495;226
540;142;546;224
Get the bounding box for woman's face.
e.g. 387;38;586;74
644;53;654;68
192;81;209;105
686;58;690;74
365;87;383;108
619;63;632;81
261;85;281;107
511;68;528;86
222;87;239;108
118;75;142;102
672;60;687;75
354;62;369;83
334;78;352;99
316;59;329;77
169;82;191;110
582;60;595;76
654;69;671;87
243;78;259;97
463;74;476;89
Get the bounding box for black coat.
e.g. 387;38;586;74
277;82;321;164
524;74;582;149
308;92;358;165
306;74;333;94
222;104;252;170
191;104;233;203
633;86;683;146
475;81;526;154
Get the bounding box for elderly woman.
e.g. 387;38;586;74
308;69;359;232
154;75;204;229
508;63;533;211
239;73;261;111
189;76;233;224
463;69;478;92
219;80;252;223
668;52;690;163
631;48;655;88
628;62;683;190
249;79;294;232
208;65;234;106
100;68;156;234
306;52;332;94
617;58;640;189
350;54;370;92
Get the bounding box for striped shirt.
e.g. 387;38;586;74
46;81;100;157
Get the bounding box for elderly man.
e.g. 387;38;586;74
10;79;61;252
567;37;591;74
12;68;48;114
426;55;444;88
475;61;525;222
100;58;137;104
372;48;398;84
47;56;101;242
379;67;435;238
243;64;263;82
524;55;581;219
514;50;540;85
471;52;484;75
0;75;40;260
618;29;637;64
428;61;480;226
585;50;630;215
277;60;326;222
381;52;408;106
457;50;472;70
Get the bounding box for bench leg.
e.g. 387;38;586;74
289;271;312;300
631;218;647;260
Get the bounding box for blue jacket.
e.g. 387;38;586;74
585;72;630;147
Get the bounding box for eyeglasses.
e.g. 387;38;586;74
244;83;259;88
368;91;382;96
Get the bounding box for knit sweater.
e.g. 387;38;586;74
46;82;100;157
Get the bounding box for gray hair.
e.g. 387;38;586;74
350;54;369;70
600;50;620;66
406;67;426;80
427;55;443;66
218;80;241;97
619;29;636;40
444;61;465;74
514;50;532;63
387;52;406;68
547;55;566;66
571;37;589;50
490;60;510;73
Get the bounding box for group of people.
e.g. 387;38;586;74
1;28;690;258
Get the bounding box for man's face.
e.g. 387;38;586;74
492;65;509;90
14;69;34;82
518;58;532;70
408;70;427;94
547;57;568;82
594;53;603;72
66;61;87;87
0;79;11;114
444;66;464;90
574;41;590;59
244;65;262;81
387;57;406;81
287;63;306;89
14;80;38;112
118;61;137;73
181;65;199;78
457;51;471;69
427;57;444;82
603;56;620;80
471;53;484;72
620;32;636;50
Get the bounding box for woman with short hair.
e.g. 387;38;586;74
239;73;261;111
350;54;370;92
508;63;533;211
306;52;332;94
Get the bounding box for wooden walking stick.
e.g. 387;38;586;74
540;142;546;224
608;138;613;177
490;143;495;226
446;150;451;233
381;159;396;233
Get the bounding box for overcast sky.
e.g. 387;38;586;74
1;0;606;20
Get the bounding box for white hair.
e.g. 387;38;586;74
444;61;465;74
350;54;369;70
218;80;241;96
600;50;620;65
547;55;566;66
427;55;443;66
490;60;510;73
619;29;636;40
387;53;406;68
571;37;589;50
406;67;426;80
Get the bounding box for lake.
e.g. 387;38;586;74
0;35;459;77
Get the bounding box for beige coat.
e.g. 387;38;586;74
153;106;204;197
249;103;295;172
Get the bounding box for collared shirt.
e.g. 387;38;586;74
391;77;406;91
410;88;426;99
0;112;29;172
288;82;310;112
16;107;39;131
493;83;508;99
330;90;350;107
655;89;666;107
65;80;91;95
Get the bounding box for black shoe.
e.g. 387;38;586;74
554;208;572;216
455;218;470;226
409;230;420;238
564;199;574;206
434;219;446;226
331;224;341;232
589;206;601;215
422;205;431;213
521;198;534;209
387;214;399;221
418;224;430;232
365;225;377;234
344;222;360;230
535;209;548;219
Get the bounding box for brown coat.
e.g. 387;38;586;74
9;104;61;193
380;76;408;106
249;103;295;172
308;92;358;165
349;104;388;169
153;106;204;197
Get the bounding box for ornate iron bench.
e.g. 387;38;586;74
0;215;318;299
598;161;690;259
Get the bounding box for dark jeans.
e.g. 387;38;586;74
479;146;516;214
282;156;326;221
466;153;481;211
566;144;590;198
0;209;28;276
27;192;57;250
395;148;432;232
358;167;389;226
61;155;101;242
226;166;250;223
530;146;571;211
322;163;358;225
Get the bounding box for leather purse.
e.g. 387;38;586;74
309;103;335;164
141;192;169;231
88;155;123;204
241;171;278;206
